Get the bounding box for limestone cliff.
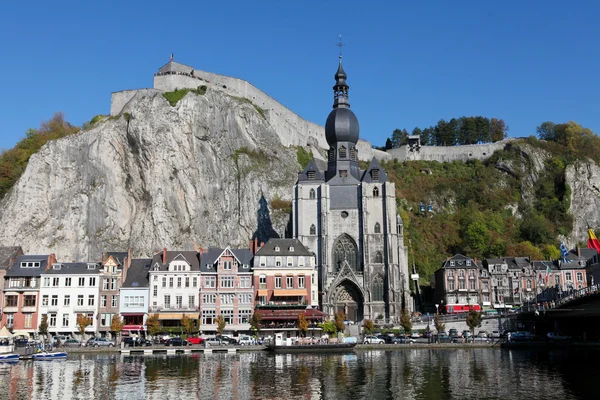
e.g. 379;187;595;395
0;88;300;260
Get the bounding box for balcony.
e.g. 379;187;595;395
21;306;37;313
2;306;18;313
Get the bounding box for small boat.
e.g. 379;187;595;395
0;353;19;362
266;342;357;353
32;352;67;360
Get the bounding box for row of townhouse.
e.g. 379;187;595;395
1;239;323;338
434;248;596;313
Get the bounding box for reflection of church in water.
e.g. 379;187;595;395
292;56;410;322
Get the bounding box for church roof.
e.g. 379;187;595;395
297;159;324;182
361;158;388;183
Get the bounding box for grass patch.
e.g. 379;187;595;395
296;147;314;169
230;95;266;119
163;86;207;106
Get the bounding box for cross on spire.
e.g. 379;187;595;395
336;34;345;58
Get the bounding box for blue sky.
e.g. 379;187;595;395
1;1;599;150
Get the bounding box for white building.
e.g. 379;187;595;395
119;258;151;334
38;262;101;337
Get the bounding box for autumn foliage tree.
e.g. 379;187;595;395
181;315;196;335
77;314;93;337
39;314;48;336
334;311;346;333
298;313;309;337
146;314;160;336
110;315;124;341
216;315;226;336
362;319;374;335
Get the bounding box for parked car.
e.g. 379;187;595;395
87;338;116;347
509;331;536;342
205;337;223;346
220;335;238;344
432;334;453;343
363;336;385;344
63;339;81;347
123;337;152;347
165;337;188;346
377;334;394;344
477;331;488;338
52;336;69;346
238;335;256;346
449;329;459;338
187;337;206;345
547;332;571;341
490;331;501;339
410;331;421;339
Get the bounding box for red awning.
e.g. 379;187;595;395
122;325;144;331
260;308;327;321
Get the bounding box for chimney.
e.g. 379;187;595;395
122;247;133;283
260;242;264;248
46;253;57;270
254;237;259;254
249;240;253;254
577;246;581;257
127;248;133;269
163;248;167;264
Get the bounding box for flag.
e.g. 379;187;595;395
170;53;174;62
544;263;551;285
588;228;600;253
559;242;571;263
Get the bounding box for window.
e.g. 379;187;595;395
371;169;379;181
65;277;71;287
339;170;348;178
177;277;182;288
23;313;32;328
449;280;455;291
307;171;316;180
189;295;195;308
374;222;381;234
203;294;216;304
286;276;294;288
350;147;357;160
162;277;167;288
221;309;233;324
259;257;266;267
104;279;110;290
101;313;113;327
577;272;583;281
450;261;455;267
339;146;347;159
185;277;190;288
53;277;59;287
466;260;471;266
112;296;118;308
298;276;305;288
176;296;183;308
223;261;232;270
374;251;383;264
328;147;335;162
152;285;158;297
469;279;476;291
239;309;252;324
193;277;198;287
220;294;234;304
310;224;316;235
111;278;117;290
275;246;280;252
373;187;379;197
164;295;171;308
77;295;84;306
287;257;293;267
259;274;266;289
79;277;85;287
555;275;561;285
220;276;234;288
5;314;14;327
50;295;58;307
239;276;251;288
526;280;532;290
24;295;36;307
88;295;95;306
42;295;49;306
459;279;465;290
89;277;96;287
205;276;216;288
64;295;70;307
44;277;50;287
238;294;252;304
372;275;384;301
169;277;174;288
275;276;282;288
101;295;107;307
309;188;316;199
565;272;572;281
49;314;56;327
298;257;305;267
62;314;69;327
202;310;216;325
276;257;282;267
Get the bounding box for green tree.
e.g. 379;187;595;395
298;313;309;337
362;319;374;335
318;320;337;336
490;118;508;142
400;308;412;337
146;314;161;336
76;314;93;337
216;315;226;336
466;308;482;338
110;315;124;341
385;138;393;150
39;314;48;336
296;147;314;169
390;128;408;148
250;312;262;334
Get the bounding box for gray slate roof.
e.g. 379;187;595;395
43;262;101;275
123;258;151;288
6;255;50;277
0;246;23;270
157;61;194;74
297;159;324;182
361;158;388;183
200;248;254;273
441;254;479;269
151;251;200;272
254;238;313;257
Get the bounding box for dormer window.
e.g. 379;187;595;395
275;246;280;252
289;246;294;252
52;264;61;270
307;171;315;180
371;169;380;181
339;146;347;159
339;170;348;178
466;260;471;266
87;263;96;270
450;261;455;267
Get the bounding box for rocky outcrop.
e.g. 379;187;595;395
0;88;300;260
566;160;600;246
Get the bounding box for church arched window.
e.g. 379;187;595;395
309;188;315;199
374;222;381;234
373;187;379;197
333;234;359;272
373;251;383;264
339;146;347;159
372;275;384;301
310;224;316;235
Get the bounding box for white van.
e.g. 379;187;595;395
238;335;256;346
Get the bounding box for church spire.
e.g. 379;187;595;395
333;35;349;108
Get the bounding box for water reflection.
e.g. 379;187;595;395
0;349;597;399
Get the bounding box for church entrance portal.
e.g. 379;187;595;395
333;281;363;323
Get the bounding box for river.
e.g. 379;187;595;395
0;348;597;399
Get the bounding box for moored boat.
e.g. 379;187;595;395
0;353;19;362
32;352;67;360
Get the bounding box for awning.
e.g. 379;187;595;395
273;290;306;296
122;325;144;331
157;313;198;320
260;308;327;321
257;290;268;296
12;330;32;337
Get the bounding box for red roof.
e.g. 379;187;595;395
259;308;327;321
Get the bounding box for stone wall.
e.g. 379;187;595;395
387;140;513;163
110;90;139;116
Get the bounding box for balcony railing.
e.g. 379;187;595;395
149;306;199;312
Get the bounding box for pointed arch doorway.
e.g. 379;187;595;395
332;280;363;323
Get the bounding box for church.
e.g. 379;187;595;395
292;56;411;323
